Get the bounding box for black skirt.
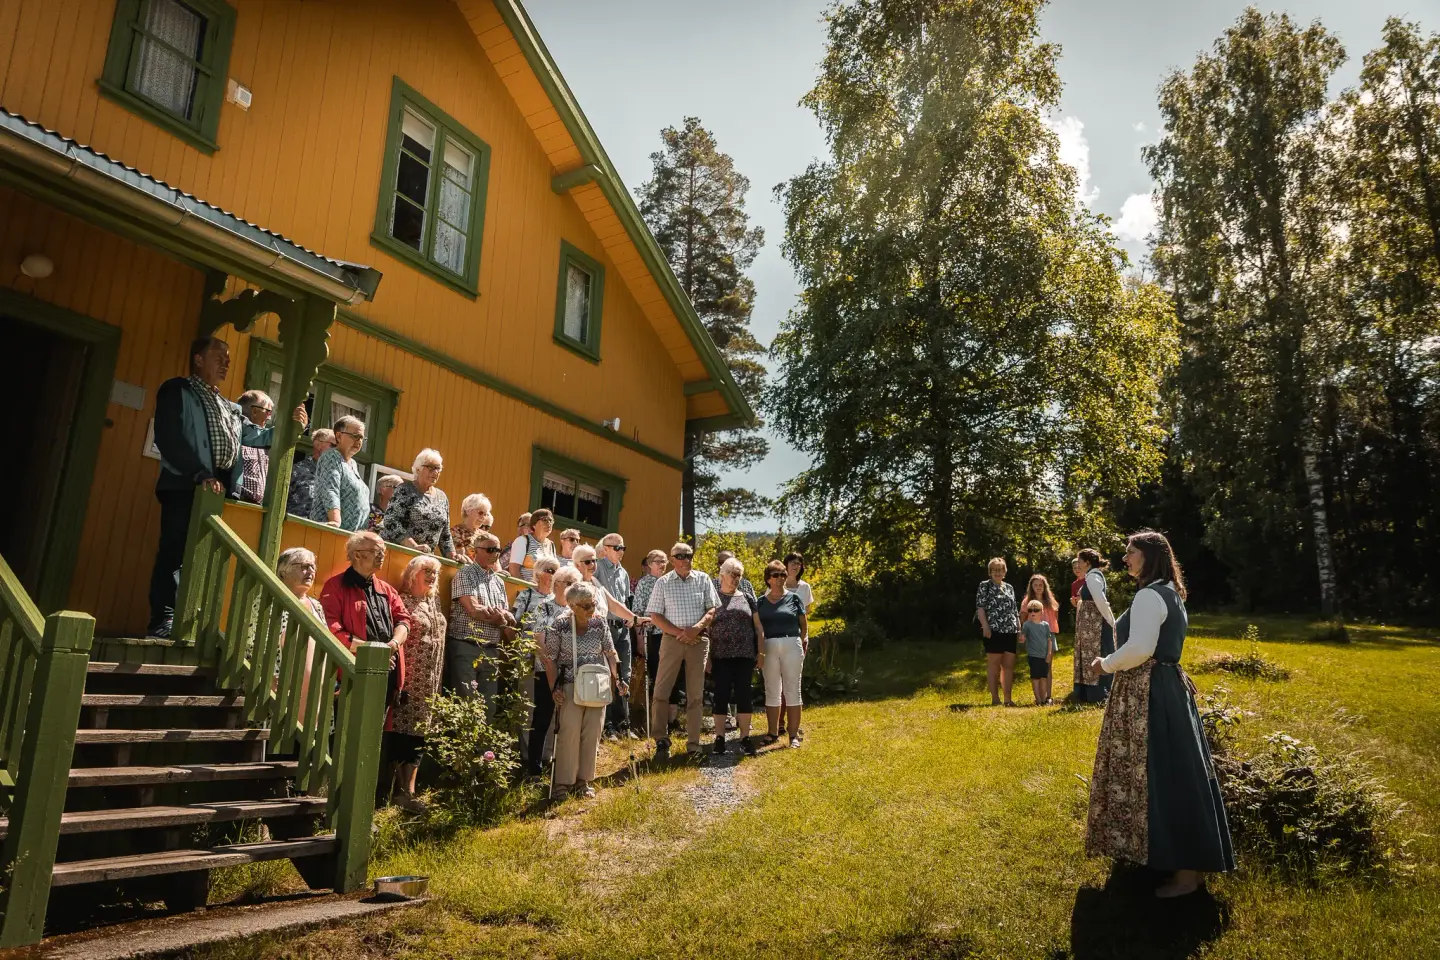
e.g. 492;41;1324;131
983;632;1018;655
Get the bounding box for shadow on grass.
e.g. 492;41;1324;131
1067;864;1229;960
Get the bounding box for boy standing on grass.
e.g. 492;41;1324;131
1022;600;1056;705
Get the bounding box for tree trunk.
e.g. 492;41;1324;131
1300;422;1337;617
681;429;699;543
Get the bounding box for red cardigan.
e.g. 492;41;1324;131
320;569;413;698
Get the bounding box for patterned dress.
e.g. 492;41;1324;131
287;455;318;516
380;482;456;558
309;449;368;530
1073;571;1115;702
390;595;447;737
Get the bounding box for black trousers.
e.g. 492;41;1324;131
526;672;554;775
710;657;756;714
604;620;632;731
147;476;229;629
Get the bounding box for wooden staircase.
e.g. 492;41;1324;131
1;651;339;919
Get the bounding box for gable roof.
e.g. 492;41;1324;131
453;0;753;432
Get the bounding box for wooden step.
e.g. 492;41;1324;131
81;693;244;708
73;728;269;744
86;662;215;677
68;761;297;788
0;797;325;838
50;837;335;887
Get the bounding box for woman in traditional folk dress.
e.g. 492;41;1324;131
1072;548;1116;702
1085;531;1235;898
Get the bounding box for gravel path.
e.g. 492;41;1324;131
683;747;749;815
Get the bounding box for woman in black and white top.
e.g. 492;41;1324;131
1073;548;1117;703
975;557;1021;706
508;508;556;583
540;582;625;801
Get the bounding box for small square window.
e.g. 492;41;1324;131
99;0;236;153
553;241;606;362
531;449;626;539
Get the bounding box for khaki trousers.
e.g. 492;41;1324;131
553;684;605;787
649;634;709;748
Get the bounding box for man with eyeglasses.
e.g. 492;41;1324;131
645;542;720;760
596;533;639;740
445;530;517;704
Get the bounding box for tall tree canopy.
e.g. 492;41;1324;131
769;0;1177;588
636;118;767;538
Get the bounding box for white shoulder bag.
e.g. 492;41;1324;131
571;615;613;708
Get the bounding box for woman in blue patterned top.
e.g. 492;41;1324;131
311;416;369;531
975;557;1020;707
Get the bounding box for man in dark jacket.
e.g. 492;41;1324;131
146;336;306;636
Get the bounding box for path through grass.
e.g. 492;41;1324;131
205;616;1440;959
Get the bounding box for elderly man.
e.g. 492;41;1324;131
646;541;720;760
319;531;411;655
445;530;516;702
596;532;638;740
712;550;756;599
287;428;336;518
147;336;305;637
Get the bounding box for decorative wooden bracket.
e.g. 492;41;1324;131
198;272;293;336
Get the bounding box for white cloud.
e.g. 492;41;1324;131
1133;121;1146;132
1044;115;1099;207
1113;192;1160;243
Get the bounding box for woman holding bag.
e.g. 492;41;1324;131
540;581;626;801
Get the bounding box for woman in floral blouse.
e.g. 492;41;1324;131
975;557;1020;707
708;557;765;756
389;554;447;812
380;448;457;559
310;416;369;531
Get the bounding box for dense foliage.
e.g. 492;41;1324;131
768;0;1177;615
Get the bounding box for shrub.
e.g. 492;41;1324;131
1311;618;1351;643
801;618;870;702
421;691;521;825
1200;624;1291;681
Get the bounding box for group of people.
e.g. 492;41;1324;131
976;533;1236;899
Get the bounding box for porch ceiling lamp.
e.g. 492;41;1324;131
20;253;53;278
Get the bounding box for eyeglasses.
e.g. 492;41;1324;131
353;548;384;559
479;524;491;531
250;404;273;416
671;552;693;561
296;563;317;574
419;463;442;472
766;571;785;580
561;536;581;543
478;546;502;555
572;601;596;611
339;430;366;443
607;544;626;552
578;558;597;566
422;569;439;579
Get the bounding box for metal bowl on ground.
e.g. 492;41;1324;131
373;875;430;899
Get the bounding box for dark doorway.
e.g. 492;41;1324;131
0;313;87;597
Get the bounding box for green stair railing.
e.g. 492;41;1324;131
0;554;94;947
172;488;388;894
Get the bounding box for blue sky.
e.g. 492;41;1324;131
525;0;1434;532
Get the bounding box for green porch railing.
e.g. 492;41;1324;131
0;555;95;947
172;488;388;893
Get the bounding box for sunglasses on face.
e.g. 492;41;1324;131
479;524;491;532
578;558;597;566
572;601;596;611
419;463;442;472
607;545;626;552
478;546;502;555
766;571;785;580
671;552;693;561
562;536;580;543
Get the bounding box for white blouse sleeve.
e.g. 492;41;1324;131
1087;569;1117;627
1102;588;1166;673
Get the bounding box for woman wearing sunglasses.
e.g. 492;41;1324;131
758;560;809;748
540;581;625;800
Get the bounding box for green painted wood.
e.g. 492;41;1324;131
174;488;225;646
335;309;686;471
332;642;389;893
197;288;290;339
259;296;336;567
552;240;605;363
528;446;628;541
0;611;94;948
550;164;601;193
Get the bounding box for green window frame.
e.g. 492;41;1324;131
98;0;236;154
244;338;399;477
552;240;605;362
529;447;627;540
371;77;492;298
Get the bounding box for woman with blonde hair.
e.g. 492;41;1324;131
975;557;1020;707
451;493;494;563
1024;574;1060;635
389;554;447;811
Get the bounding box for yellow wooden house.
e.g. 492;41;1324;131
0;0;749;944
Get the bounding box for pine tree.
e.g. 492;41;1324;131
636;118;767;540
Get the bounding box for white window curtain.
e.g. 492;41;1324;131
433;140;474;274
135;0;204;118
564;264;591;342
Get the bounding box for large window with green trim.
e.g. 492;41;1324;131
372;77;491;297
244;338;399;485
530;447;626;539
552;241;605;361
99;0;236;153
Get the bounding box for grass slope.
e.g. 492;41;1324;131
204;616;1440;960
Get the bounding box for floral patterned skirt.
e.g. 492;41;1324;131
1073;600;1113;701
1085;660;1153;863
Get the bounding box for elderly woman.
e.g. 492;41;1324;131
556;528;582;567
508;508;556;583
445;530;515;700
758;560;808;749
709;557;765;756
451;493;494;564
1074;548;1117;703
515;558;569;776
380;449;457;559
387;554;446;812
234;389;275;504
311;416;370;531
275;546;323;705
1086;531;1235;897
541;581;626;801
571;544;642;627
368;474;405;532
976;557;1021;707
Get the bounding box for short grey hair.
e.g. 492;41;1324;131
552;566;582;594
345;530;384;561
571;544;597;564
276;547;316;580
334;414;365;434
237;389;272;410
600;532;624;547
534;556;560;576
565;581;599;606
310;428;336;448
412;447;443;473
720;557;744;578
376;473;405;491
461;493;492;516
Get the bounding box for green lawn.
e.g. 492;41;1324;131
205;615;1440;959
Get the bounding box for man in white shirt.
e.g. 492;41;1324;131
645;542;719;760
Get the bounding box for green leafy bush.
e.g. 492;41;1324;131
801;618;869;702
1200;624;1291;681
421;691;521;825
